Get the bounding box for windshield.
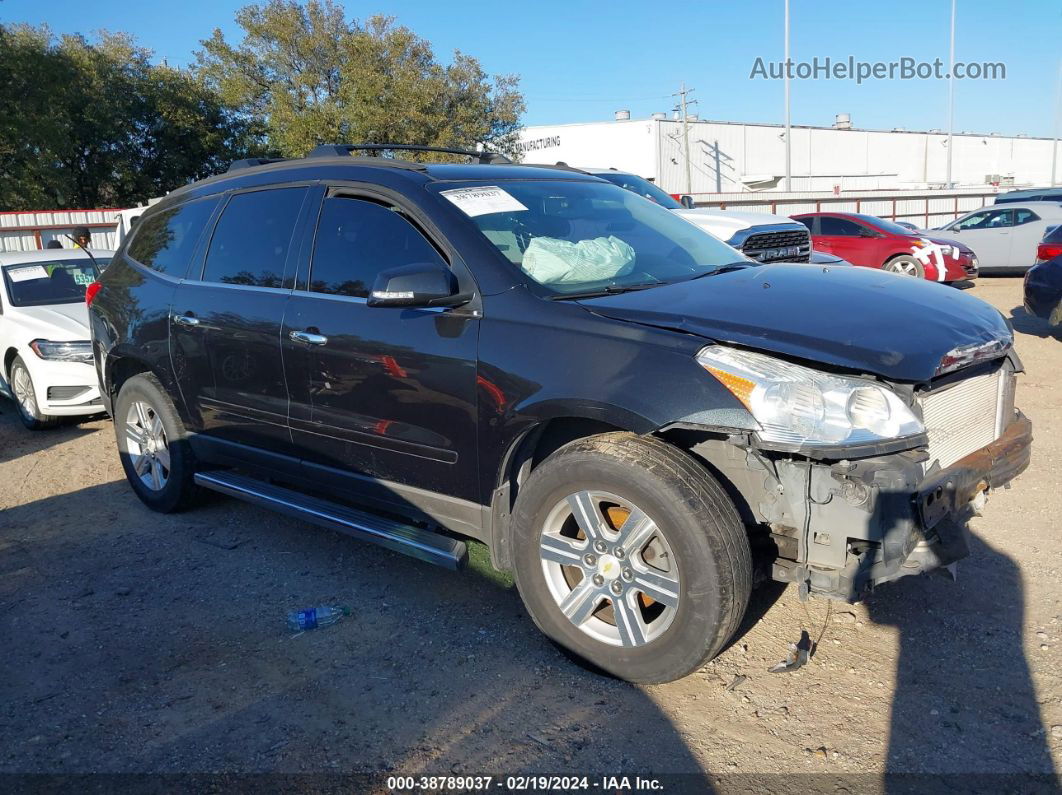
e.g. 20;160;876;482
594;172;683;210
2;258;106;307
436;181;745;296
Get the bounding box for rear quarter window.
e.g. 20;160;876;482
127;197;219;278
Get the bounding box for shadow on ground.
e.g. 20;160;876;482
1009;306;1061;340
866;531;1054;783
0;398;105;464
0;480;711;784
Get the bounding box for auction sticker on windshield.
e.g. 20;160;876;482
5;265;49;283
441;186;527;217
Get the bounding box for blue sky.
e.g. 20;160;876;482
4;0;1060;137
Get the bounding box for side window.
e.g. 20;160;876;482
819;216;864;236
308;196;446;298
201;187;307;287
1015;209;1041;225
794;217;815;232
126;198;219;277
955;210;1012;230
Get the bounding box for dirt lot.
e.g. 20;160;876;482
1;277;1059;787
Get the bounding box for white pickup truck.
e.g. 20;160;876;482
575;168;843;265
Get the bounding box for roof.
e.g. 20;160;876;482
163;156;602;206
0;249;113;266
999;188;1062;197
423;163;601;181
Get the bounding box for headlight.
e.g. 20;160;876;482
697;345;923;446
29;339;93;363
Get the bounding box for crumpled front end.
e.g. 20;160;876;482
767;412;1031;601
683;360;1032;603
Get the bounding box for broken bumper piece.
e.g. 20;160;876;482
771;412;1032;602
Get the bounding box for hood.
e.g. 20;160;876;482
13;303;90;340
919;235;975;256
579;264;1011;382
673;208;800;240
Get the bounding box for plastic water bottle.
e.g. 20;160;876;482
287;605;350;632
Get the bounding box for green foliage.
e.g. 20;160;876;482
0;24;262;211
195;1;525;159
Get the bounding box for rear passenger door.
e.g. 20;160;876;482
171;186;312;454
1010;208;1044;267
281;189;481;506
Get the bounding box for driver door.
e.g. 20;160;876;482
281;190;481;504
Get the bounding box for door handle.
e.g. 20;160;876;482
173;314;200;328
289;330;328;346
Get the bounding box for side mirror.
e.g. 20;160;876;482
858;227;879;238
367;263;469;308
680;195;696;209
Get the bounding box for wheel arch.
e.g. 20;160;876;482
488;414;637;571
4;346;19;377
882;249;918;266
103;350;187;423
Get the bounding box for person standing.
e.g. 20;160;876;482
71;226;92;248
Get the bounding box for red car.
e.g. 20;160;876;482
792;212;978;283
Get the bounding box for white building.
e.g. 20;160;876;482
515;115;1058;196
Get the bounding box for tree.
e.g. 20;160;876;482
0;25;261;210
195;1;524;159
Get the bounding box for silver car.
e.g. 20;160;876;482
934;201;1062;271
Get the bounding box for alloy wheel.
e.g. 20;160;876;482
539;490;679;647
125;400;170;491
885;259;920;276
11;364;38;419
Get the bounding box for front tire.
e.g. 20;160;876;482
9;356;59;430
882;255;925;279
114;372;199;512
511;432;752;683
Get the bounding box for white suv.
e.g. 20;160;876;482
0;249;111;429
576;168;843;265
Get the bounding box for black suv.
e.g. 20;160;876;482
89;144;1032;683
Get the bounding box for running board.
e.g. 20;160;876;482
194;471;468;570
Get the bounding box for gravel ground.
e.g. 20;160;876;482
0;276;1058;786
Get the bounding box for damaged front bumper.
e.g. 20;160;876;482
747;413;1032;602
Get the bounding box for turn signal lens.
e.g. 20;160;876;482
85;281;102;307
703;366;755;410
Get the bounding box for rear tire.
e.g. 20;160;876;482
114;372;199;512
511;432;752;684
882;255;925;279
9;356;59;430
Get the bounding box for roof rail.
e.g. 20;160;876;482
227;157;288;172
307;143;512;165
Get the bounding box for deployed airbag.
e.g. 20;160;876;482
521;235;636;284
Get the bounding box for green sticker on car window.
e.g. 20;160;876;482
73;271;95;286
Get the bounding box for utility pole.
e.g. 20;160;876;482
675;82;696;196
945;0;956;188
1052;60;1062;187
784;0;791;191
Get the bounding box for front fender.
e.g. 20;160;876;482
475;288;755;504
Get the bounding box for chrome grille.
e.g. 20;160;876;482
918;365;1014;470
740;229;812;263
